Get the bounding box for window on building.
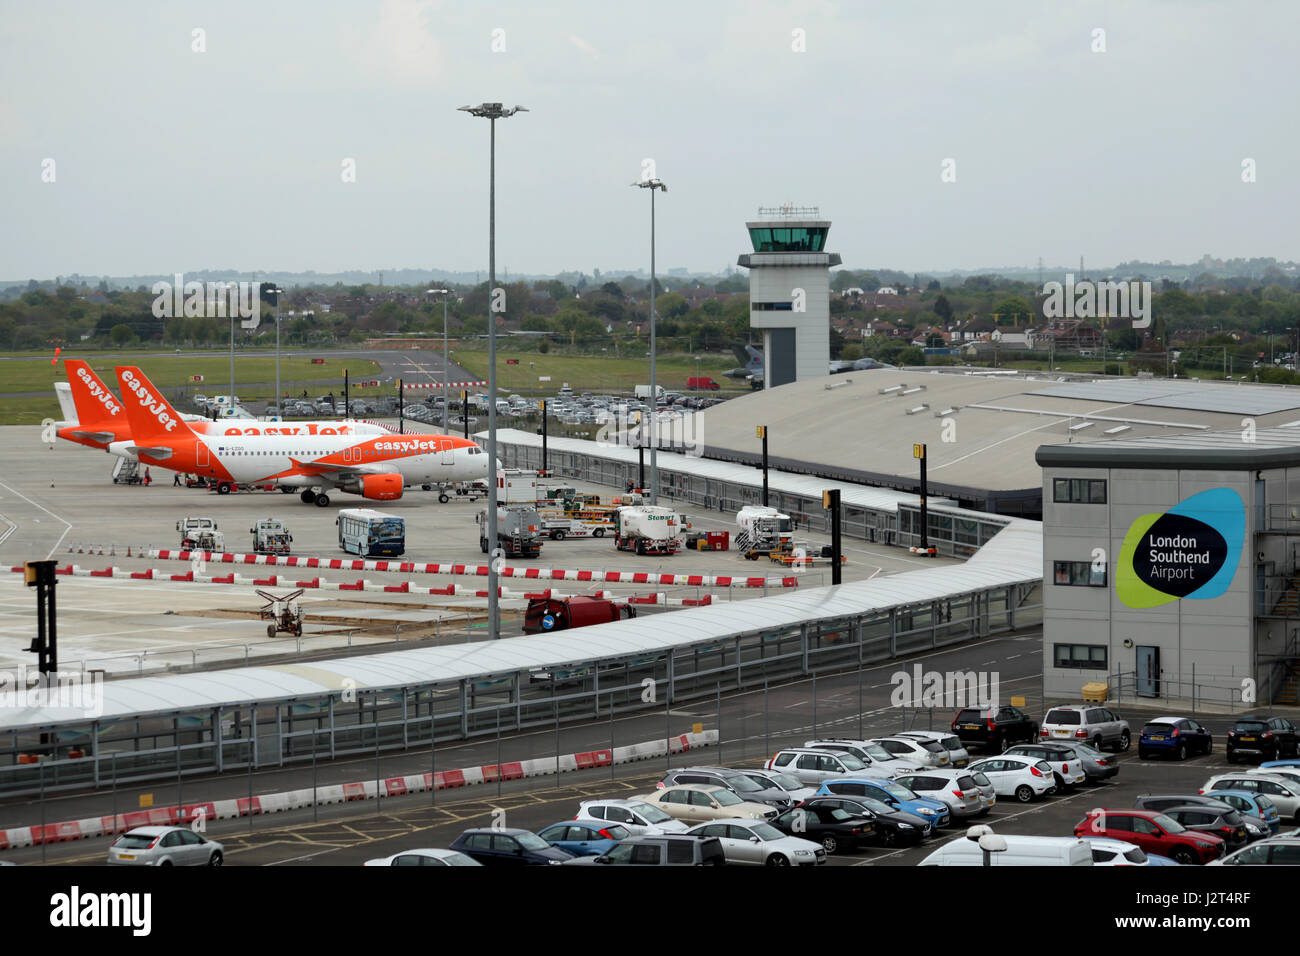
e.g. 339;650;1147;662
1053;560;1107;587
1054;644;1108;669
1053;478;1107;503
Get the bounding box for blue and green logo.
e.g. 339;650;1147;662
1116;487;1245;608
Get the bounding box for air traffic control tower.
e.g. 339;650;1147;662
738;206;840;388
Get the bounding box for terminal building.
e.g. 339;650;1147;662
738;206;839;388
1038;429;1300;707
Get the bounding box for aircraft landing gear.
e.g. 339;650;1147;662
300;490;316;504
315;493;330;507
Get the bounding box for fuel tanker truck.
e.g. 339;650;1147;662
613;505;682;556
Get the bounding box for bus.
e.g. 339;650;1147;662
336;509;406;557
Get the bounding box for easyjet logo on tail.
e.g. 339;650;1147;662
120;369;179;432
74;367;123;416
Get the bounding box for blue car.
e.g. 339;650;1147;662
1261;758;1300;771
537;820;630;857
1146;854;1181;866
816;778;952;827
1202;790;1281;835
1138;716;1213;760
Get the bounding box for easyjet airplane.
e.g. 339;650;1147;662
113;366;493;505
57;359;394;453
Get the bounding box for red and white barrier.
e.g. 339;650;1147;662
61;546;801;590
0;730;717;850
7;565;716;606
351;380;487;390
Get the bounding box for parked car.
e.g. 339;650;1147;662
797;795;932;846
966;754;1056;802
107;826;224;866
1159;805;1251;850
1202;773;1300;823
685;818;826;866
1073;809;1226;865
363;848;481;866
814;777;952;827
952;704;1039;751
803;738;922;774
895;730;971;767
536;820;630;857
1209;835;1300;866
1039;704;1131;752
1138;716;1213;760
767;747;886;786
892;768;995;817
635;784;776;824
657;766;794;810
1227;715;1300;762
769;803;877;854
575;798;690;835
1187;790;1282;835
1260;758;1300;771
735;768;817;804
1042;739;1119;782
1082;837;1153;866
565;834;726;866
919;834;1093;866
870;735;950;768
1134;793;1274;841
1004;742;1088;790
1246;765;1300;788
449;828;573;865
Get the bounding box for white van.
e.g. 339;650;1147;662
918;835;1093;866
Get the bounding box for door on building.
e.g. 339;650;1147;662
1136;645;1161;698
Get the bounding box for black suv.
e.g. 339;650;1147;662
566;835;726;866
952;705;1039;752
1227;716;1300;763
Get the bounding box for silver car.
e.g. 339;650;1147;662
576;798;690;835
107;826;224;866
768;748;888;786
685;818;825;866
871;735;951;768
737;768;818;804
804;739;922;775
1040;705;1131;752
895;731;971;768
892;768;995;817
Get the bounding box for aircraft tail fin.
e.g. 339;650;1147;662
65;359;126;429
114;366;192;442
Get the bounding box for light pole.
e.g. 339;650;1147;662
632;177;667;504
268;287;284;418
460;101;527;641
427;288;451;432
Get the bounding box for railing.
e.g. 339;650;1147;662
0;584;1042;798
1104;662;1297;712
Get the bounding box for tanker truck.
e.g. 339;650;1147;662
478;504;544;558
613;505;682;555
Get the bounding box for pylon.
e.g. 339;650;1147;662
126;545;132;557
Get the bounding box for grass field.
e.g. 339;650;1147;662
0;355;378;425
0;355;375;395
450;349;741;394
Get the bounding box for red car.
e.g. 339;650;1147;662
1074;809;1226;865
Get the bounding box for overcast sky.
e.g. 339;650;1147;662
3;1;1297;280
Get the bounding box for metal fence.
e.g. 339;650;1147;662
0;582;1041;798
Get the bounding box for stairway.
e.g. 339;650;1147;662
1271;575;1300;617
734;530;753;552
1277;661;1300;706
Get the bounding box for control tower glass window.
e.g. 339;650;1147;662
748;227;828;253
